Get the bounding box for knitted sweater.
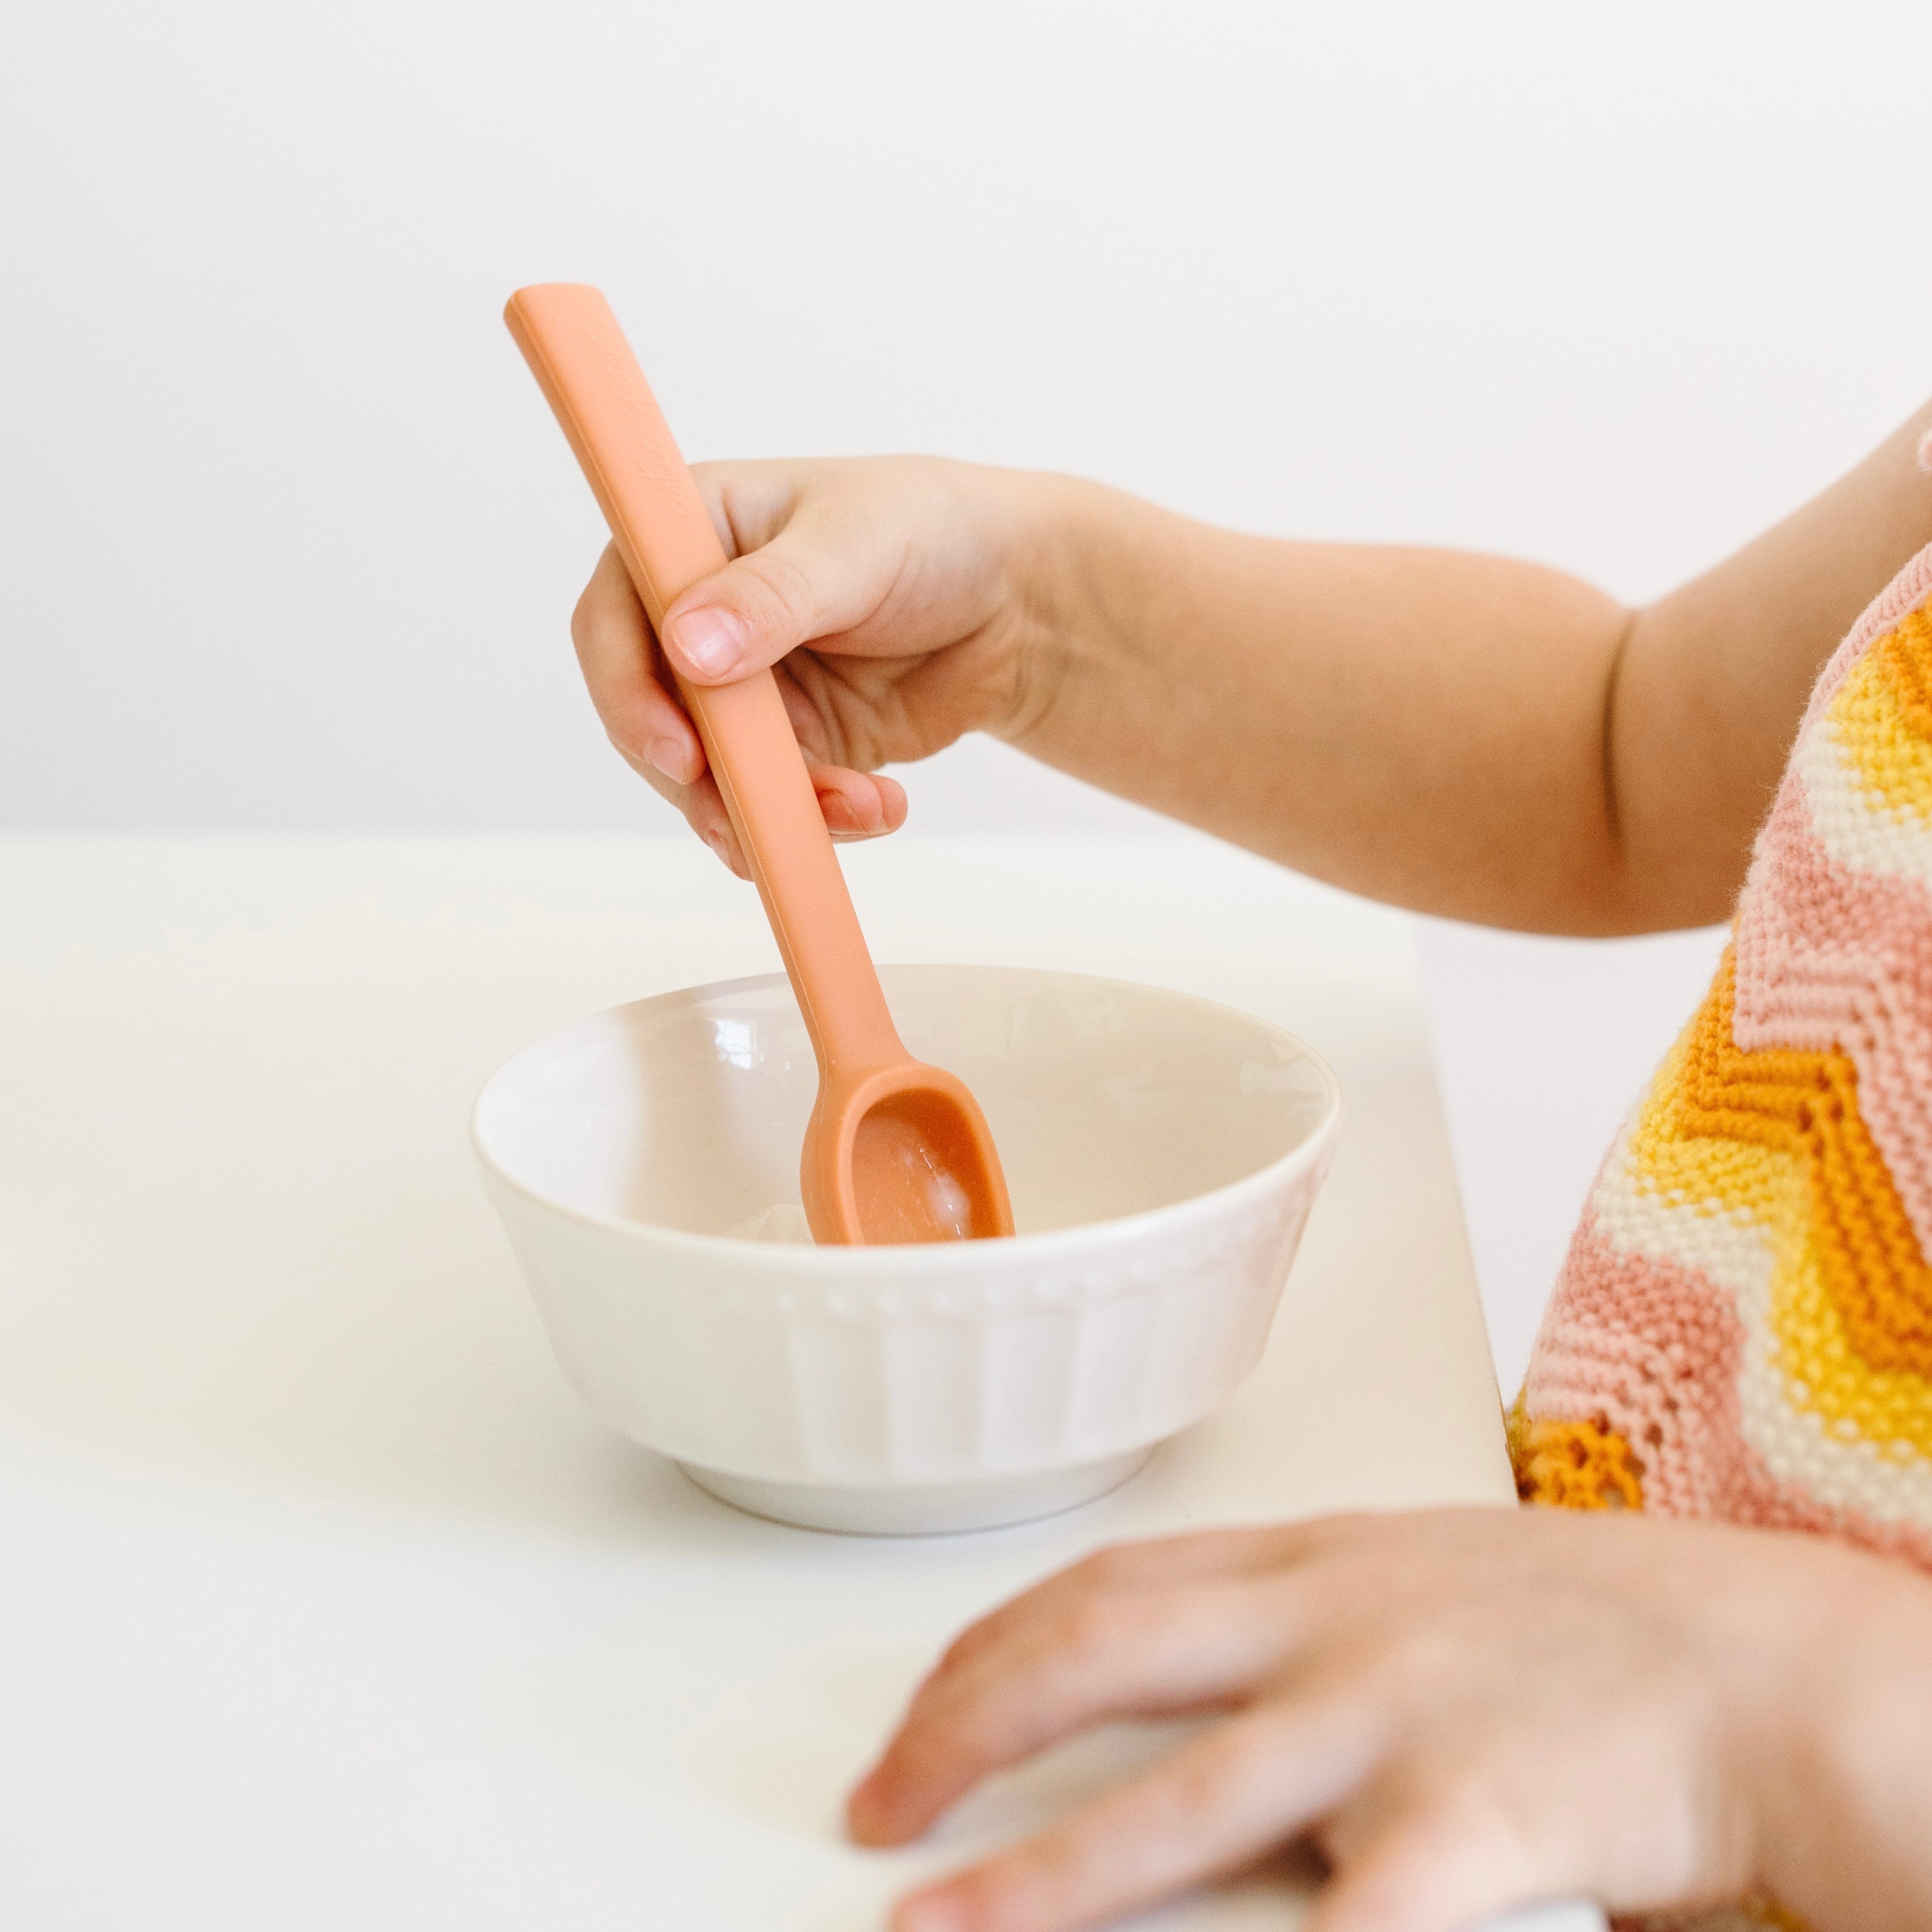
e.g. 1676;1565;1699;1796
1511;538;1932;1931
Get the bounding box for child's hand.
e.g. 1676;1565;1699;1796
847;1508;1932;1932
568;456;1061;877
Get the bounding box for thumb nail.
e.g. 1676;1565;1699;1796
669;607;743;678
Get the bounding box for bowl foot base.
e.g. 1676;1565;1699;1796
678;1446;1155;1535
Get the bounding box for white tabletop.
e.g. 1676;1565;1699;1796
0;831;1600;1932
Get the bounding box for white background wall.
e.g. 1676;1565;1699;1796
4;0;1928;1370
7;0;1930;833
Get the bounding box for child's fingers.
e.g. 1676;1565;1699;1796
848;1580;1307;1849
1304;1792;1540;1932
570;544;706;786
666;768;748;879
887;1698;1371;1932
928;1522;1353;1689
570;545;907;871
811;765;908;840
686;766;902;877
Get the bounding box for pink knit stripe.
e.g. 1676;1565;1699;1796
1795;541;1932;734
1524;1217;1750;1519
1525;1214;1932;1570
1734;778;1932;1254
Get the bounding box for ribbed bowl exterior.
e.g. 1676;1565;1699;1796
482;1137;1336;1489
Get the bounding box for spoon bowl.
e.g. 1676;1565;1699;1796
809;1062;1013;1245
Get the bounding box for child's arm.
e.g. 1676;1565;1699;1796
569;404;1932;933
1021;401;1932;932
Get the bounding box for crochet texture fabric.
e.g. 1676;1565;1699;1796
1511;540;1932;1930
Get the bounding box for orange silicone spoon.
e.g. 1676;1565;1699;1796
505;283;1015;1246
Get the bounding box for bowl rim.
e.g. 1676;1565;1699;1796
470;963;1343;1269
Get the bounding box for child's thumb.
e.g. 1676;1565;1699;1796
658;522;861;686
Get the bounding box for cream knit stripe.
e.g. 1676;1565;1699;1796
1795;709;1932;883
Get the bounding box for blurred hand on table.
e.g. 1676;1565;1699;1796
846;1508;1932;1932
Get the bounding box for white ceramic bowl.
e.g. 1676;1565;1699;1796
474;965;1341;1533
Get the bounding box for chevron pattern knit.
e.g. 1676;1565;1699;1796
1514;541;1932;1931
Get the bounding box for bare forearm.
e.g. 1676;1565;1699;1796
1007;402;1932;934
1010;482;1638;930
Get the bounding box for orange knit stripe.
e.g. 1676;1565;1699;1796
1508;1405;1645;1510
1680;954;1932;1378
1872;603;1932;738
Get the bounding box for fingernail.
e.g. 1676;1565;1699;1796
670;607;742;678
645;735;687;783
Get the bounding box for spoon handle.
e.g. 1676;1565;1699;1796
506;283;902;1079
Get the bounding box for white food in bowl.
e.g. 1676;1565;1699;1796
473;964;1341;1533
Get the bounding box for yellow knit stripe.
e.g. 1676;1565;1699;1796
1826;605;1932;820
1618;956;1932;1453
1778;1238;1932;1453
1626;1021;1800;1224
